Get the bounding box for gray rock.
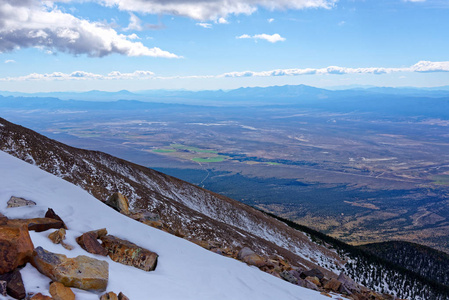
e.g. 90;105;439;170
280;270;298;284
0;280;6;296
301;268;324;280
7;196;36;208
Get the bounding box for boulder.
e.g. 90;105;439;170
8;218;65;233
105;193;130;214
101;235;158;271
0;223;34;274
280;270;298;284
45;209;67;230
76;231;108;256
30;293;53;299
324;278;342;292
301;268;324;280
31;247;108;291
49;281;75;300
338;272;361;294
298;278;319;291
305;276;321;287
100;292;119;300
237;247;266;268
118;292;130;300
0;280;6;296
7;196;36;208
3;269;26;299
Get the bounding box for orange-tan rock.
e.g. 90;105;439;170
31;247;108;291
0;223;34;274
100;291;119;300
30;293;53;300
237;247;266;268
49;282;75;300
324;277;342;292
7;218;64;233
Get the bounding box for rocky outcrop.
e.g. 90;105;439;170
0;223;34;274
31;247;109;291
337;271;361;294
101;235;158;271
49;281;75;300
7;196;36;208
105;193;130;215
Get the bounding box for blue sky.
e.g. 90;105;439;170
0;0;448;92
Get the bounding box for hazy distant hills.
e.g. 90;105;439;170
2;84;449;105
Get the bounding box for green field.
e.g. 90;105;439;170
170;144;217;153
192;157;225;163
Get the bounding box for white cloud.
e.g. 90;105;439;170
237;33;286;43
0;70;155;81
124;13;143;31
4;59;15;63
217;17;229;24
196;22;213;29
0;0;180;58
268;18;275;23
60;0;337;21
3;61;448;82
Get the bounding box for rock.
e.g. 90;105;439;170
105;193;130;214
45;209;67;230
320;292;333;298
133;211;160;222
280;270;298;284
118;292;129;300
48;228;65;245
101;235;158;271
237;247;266;268
0;280;6;296
0;223;34;274
298;278;319;291
8;218;65;233
49;282;75;300
48;229;73;251
324;278;342;292
31;247;109;291
7;196;36;208
6;269;26;299
301;268;324;280
100;291;119;300
76;231;108;256
338;271;361;294
305;276;321;287
30;293;53;299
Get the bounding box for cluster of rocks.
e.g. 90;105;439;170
1;196;158;299
103;193;404;300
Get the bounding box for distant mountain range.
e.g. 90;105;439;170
1;84;449;105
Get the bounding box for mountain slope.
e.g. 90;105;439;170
0;150;332;300
0;117;343;276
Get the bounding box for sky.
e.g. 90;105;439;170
0;0;448;92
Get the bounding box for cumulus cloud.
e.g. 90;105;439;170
217;17;229;24
0;0;180;58
237;33;286;43
63;0;337;21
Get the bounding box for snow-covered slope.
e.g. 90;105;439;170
0;150;334;300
